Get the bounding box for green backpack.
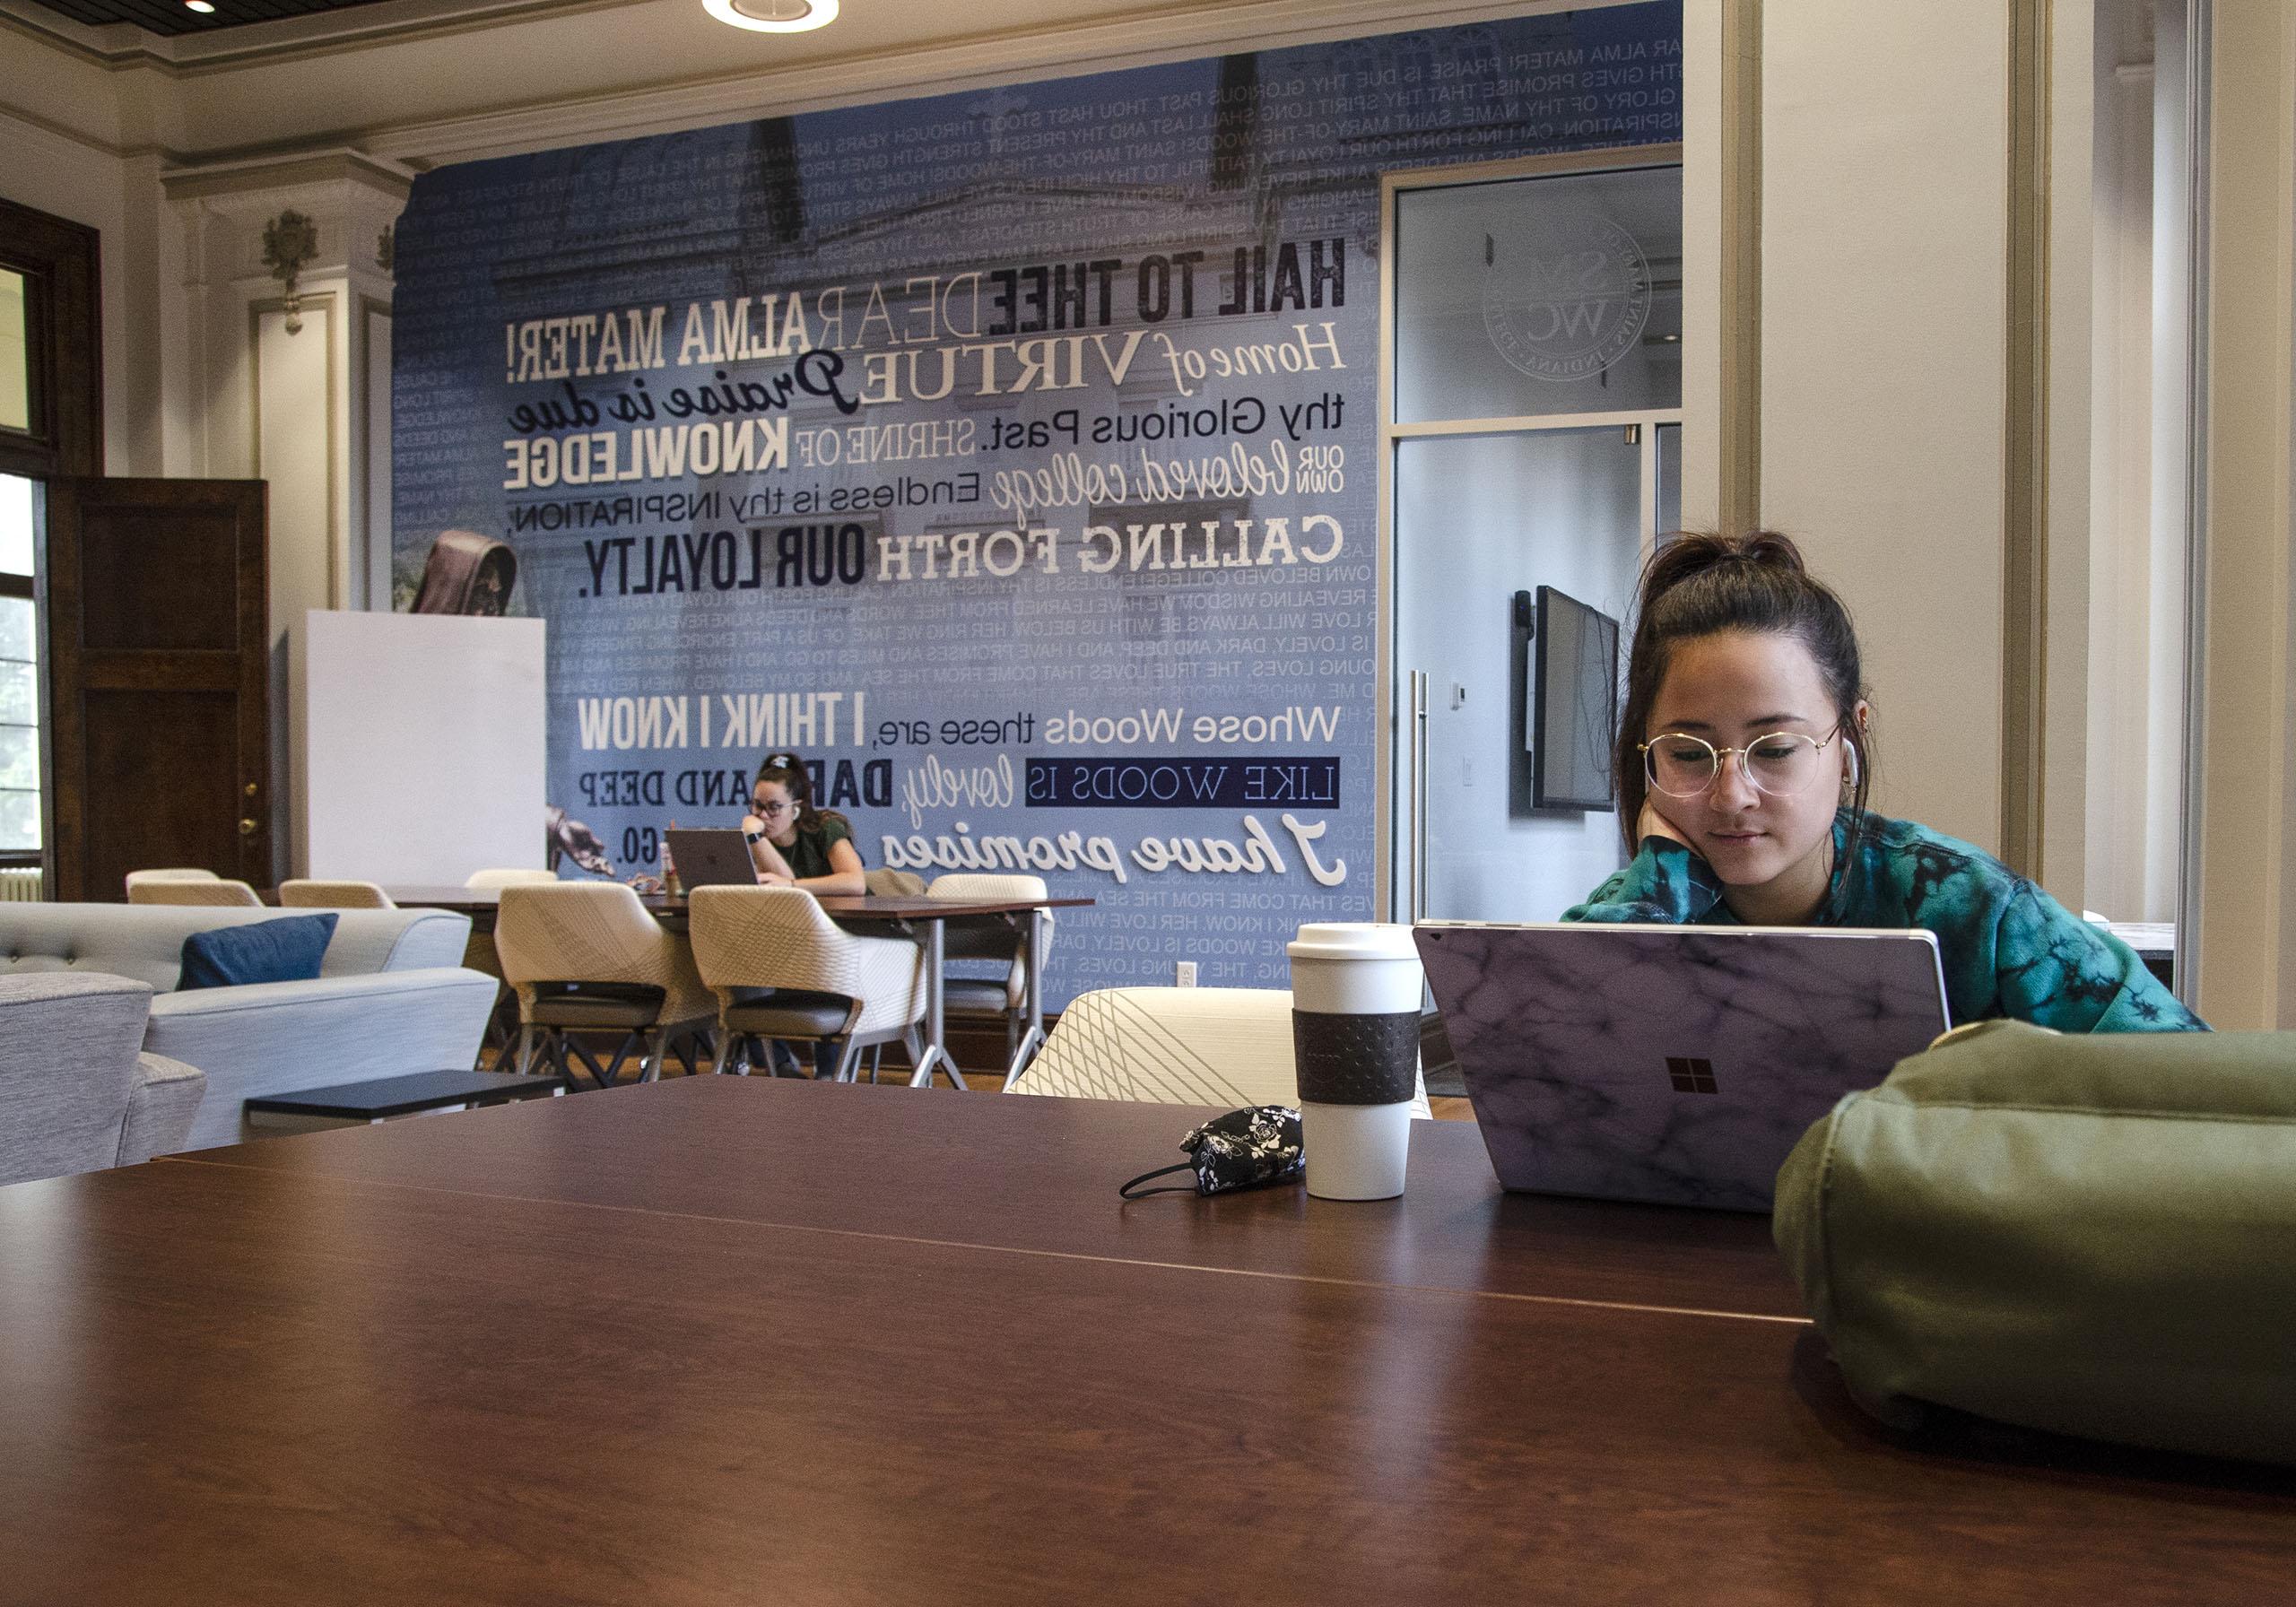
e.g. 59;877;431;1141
1774;1020;2296;1465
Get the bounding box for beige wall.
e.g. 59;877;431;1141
1758;0;2009;854
2196;0;2296;1027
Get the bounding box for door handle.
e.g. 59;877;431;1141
239;818;258;836
1408;670;1429;923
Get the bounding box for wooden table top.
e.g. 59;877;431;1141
382;885;1094;919
2;1079;2288;1604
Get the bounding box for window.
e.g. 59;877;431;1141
0;475;34;859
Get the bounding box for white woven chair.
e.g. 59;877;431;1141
494;882;716;1088
461;870;556;1061
1010;986;1432;1117
279;880;396;909
688;885;929;1083
126;879;263;908
465;868;560;890
925;873;1053;1061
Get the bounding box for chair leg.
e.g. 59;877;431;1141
637;1028;668;1083
831;1038;864;1082
591;1031;639;1088
554;1029;587;1089
514;1024;538;1078
709;1026;735;1076
868;1043;883;1084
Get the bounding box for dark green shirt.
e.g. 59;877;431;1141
779;812;854;882
1563;810;2205;1033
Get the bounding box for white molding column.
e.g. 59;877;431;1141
160;151;411;876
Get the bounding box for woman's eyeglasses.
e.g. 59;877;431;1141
751;799;796;818
1639;725;1844;799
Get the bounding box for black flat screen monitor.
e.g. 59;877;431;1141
1532;586;1620;811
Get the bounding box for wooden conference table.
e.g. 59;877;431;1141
388;885;1092;1089
2;1079;2287;1603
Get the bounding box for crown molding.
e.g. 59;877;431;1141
161;144;419;199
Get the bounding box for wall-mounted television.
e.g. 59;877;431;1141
1531;586;1620;811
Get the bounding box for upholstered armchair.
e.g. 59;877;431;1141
0;973;206;1186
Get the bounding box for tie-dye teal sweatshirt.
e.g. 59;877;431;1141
1563;810;2205;1032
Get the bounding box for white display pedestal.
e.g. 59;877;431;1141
291;610;546;884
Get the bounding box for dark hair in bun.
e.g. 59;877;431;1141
753;751;826;835
1612;530;1874;875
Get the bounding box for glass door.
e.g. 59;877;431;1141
1387;160;1683;922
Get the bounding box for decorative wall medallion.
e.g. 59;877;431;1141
262;210;320;334
1482;214;1652;383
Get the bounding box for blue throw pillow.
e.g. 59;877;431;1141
177;913;339;991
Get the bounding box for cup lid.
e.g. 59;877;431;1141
1285;922;1420;961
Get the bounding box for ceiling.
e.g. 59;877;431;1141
24;0;403;35
0;0;1541;170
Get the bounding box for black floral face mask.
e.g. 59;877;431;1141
1118;1106;1305;1199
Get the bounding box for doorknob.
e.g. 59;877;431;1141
239;818;258;836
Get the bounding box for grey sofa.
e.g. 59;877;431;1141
0;972;207;1186
0;904;497;1151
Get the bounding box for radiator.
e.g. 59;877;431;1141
0;868;43;902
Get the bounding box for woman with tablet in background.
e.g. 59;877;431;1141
742;751;867;896
1564;532;2204;1032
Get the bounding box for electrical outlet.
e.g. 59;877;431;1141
1176;960;1198;987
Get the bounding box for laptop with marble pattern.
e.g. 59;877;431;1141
1414;922;1949;1212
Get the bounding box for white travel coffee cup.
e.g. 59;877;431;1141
1286;922;1422;1201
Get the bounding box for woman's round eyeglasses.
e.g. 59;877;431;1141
1639;725;1844;799
751;798;796;818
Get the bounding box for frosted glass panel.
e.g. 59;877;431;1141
0;475;30;576
1395;167;1681;423
1395;428;1641;921
0;270;24;434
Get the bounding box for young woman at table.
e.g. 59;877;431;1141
741;751;866;896
1564;531;2204;1032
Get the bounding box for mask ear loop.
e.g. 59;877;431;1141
1118;1161;1200;1199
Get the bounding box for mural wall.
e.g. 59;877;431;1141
392;3;1683;1005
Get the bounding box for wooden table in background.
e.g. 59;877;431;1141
389;885;1092;1087
1;1080;2288;1604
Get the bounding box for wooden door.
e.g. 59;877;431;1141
42;478;269;900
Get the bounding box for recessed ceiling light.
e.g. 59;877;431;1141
183;1;216;11
703;0;836;31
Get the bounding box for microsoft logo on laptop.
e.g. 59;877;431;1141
1665;1056;1719;1094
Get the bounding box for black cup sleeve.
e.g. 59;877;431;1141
1291;1009;1420;1105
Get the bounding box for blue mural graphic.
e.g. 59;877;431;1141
393;4;1682;1005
